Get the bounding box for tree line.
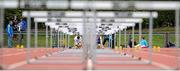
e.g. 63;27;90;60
4;9;175;30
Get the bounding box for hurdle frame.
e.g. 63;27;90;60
0;0;179;69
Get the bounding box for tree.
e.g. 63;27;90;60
140;10;175;29
156;10;175;27
4;9;22;28
4;9;175;31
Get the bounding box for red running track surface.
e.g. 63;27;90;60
0;48;179;70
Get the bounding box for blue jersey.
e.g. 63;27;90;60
20;19;27;31
6;24;14;37
140;39;148;47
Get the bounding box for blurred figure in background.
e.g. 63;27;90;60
166;41;176;48
108;34;112;48
128;38;137;48
96;35;103;49
17;17;27;48
74;33;82;48
74;35;82;48
139;36;148;48
102;35;109;48
6;20;14;48
12;16;18;41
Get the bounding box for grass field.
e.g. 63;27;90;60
126;27;175;33
2;33;176;48
2;27;177;48
115;34;175;47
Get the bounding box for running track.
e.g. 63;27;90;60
0;48;179;70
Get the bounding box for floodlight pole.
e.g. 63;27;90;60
148;12;153;64
139;23;142;42
26;11;31;64
0;8;4;48
175;9;179;70
34;22;38;48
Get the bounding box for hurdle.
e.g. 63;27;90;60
23;10;157;65
0;0;180;70
175;9;180;70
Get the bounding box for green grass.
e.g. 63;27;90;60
115;34;175;47
3;33;75;48
3;33;176;48
127;27;175;33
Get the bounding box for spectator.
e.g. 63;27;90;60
74;35;82;48
97;35;103;48
128;38;137;48
102;35;109;46
108;34;112;48
17;17;27;48
6;20;14;48
139;36;148;48
166;41;176;48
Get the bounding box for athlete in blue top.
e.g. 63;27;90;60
6;21;14;48
140;37;148;48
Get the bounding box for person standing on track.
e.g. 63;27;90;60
6;20;14;48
